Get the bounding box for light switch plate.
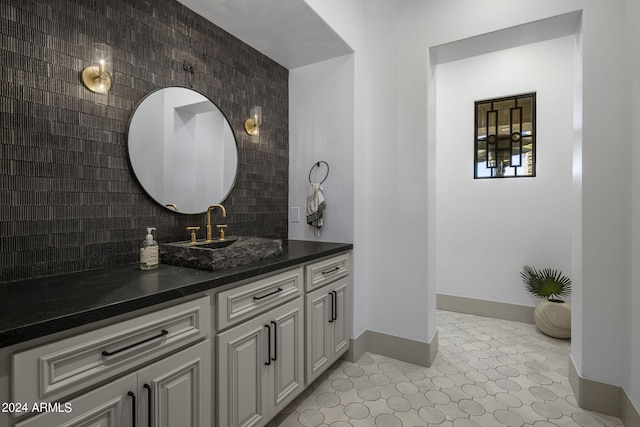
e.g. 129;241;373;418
291;207;299;223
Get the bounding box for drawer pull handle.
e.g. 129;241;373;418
253;287;283;301
329;292;335;323
322;267;340;275
128;391;137;427
271;320;277;362
144;384;152;427
332;291;338;321
265;324;272;365
102;329;169;357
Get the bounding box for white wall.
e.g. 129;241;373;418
396;0;632;394
305;0;638;405
435;36;575;307
627;0;640;412
303;0;434;345
288;55;355;244
301;0;369;341
360;0;432;344
577;0;630;389
570;17;584;377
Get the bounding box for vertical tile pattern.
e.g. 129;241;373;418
0;0;289;283
269;311;625;427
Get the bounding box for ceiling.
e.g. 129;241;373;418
176;0;353;69
430;11;582;65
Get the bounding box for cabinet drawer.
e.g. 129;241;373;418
15;372;137;427
12;296;210;404
217;267;303;330
305;253;350;292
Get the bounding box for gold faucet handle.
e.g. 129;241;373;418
186;226;200;244
216;225;227;241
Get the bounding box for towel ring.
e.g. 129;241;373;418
309;161;329;184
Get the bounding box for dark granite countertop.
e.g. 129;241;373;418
0;240;352;348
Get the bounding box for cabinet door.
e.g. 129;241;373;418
331;279;350;361
137;340;211;427
217;315;269;427
269;298;304;416
305;287;332;385
15;373;137;427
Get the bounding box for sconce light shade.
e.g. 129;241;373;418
244;106;262;136
82;43;112;94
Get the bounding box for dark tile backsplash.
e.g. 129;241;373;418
0;0;289;283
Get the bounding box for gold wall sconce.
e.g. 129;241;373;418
244;106;262;137
82;43;112;94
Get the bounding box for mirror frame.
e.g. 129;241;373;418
126;86;239;214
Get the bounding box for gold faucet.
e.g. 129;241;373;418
206;204;226;241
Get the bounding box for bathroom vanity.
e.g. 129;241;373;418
0;240;352;427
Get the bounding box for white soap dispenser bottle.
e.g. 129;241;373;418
140;227;159;270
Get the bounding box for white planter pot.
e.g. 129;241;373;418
534;299;571;339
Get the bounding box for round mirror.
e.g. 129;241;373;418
127;87;238;214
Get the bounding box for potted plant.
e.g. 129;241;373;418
521;265;572;339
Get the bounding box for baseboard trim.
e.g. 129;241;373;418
344;329;438;368
568;355;621;417
622;389;640;427
344;330;368;364
569;355;640;424
437;293;535;324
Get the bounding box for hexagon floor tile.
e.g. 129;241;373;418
266;310;625;427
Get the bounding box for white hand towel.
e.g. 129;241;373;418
306;182;326;236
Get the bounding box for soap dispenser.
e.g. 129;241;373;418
140;227;159;270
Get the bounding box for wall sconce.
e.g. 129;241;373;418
244;106;262;137
82;43;112;94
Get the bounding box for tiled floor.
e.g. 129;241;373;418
267;310;624;427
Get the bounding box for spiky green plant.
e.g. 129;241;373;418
520;265;572;301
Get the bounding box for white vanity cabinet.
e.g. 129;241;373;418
216;268;305;427
8;296;211;427
1;245;353;427
304;253;350;385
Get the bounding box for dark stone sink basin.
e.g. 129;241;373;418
160;236;283;271
190;239;238;249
